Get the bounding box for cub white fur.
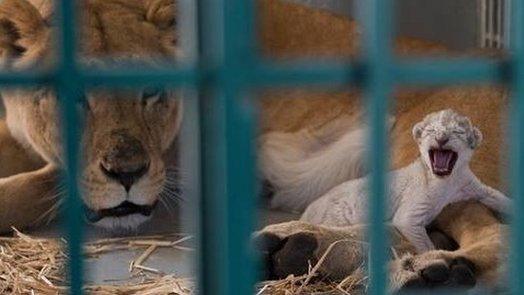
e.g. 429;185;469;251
301;109;511;253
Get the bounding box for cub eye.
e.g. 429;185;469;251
142;87;166;106
453;129;466;134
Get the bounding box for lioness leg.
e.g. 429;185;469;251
391;201;504;293
424;201;505;282
0;164;60;233
0;119;44;177
255;202;501;291
254;221;416;281
255;222;477;292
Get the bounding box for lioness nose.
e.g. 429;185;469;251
100;132;150;192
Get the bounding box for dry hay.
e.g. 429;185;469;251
256;271;367;295
0;229;195;295
0;229;366;294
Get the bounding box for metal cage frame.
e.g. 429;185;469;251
0;0;523;294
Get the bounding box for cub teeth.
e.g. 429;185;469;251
429;148;457;175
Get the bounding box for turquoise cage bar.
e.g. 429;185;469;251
0;0;522;294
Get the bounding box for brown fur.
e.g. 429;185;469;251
0;120;43;177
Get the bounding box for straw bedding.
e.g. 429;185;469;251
0;229;366;294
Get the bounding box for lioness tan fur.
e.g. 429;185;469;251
0;0;506;290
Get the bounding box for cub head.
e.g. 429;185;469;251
0;0;183;230
412;109;482;177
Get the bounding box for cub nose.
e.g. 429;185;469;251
99;132;150;192
436;137;449;147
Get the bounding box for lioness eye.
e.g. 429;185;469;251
142;87;166;106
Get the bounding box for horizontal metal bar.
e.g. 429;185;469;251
251;58;511;87
393;57;510;85
0;58;513;88
81;68;200;87
0;72;54;85
251;61;360;87
0;69;199;88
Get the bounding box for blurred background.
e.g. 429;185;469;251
294;0;506;50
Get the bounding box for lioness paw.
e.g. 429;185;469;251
395;254;476;293
253;231;319;280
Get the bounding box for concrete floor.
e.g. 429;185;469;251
28;202;298;286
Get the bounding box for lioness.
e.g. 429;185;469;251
0;0;507;291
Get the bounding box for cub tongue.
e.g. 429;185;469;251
433;150;452;170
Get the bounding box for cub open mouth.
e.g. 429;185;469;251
428;148;458;177
84;201;157;223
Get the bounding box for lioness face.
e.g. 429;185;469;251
3;87;183;230
81;89;182;229
0;0;183;230
412;109;482;178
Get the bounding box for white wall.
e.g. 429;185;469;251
292;0;479;50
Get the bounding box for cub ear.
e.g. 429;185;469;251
412;121;425;142
468;127;483;149
0;0;45;66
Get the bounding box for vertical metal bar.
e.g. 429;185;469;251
489;0;495;47
178;1;201;285
197;0;257;295
506;0;513;47
480;0;487;48
510;0;524;293
57;0;83;294
358;0;392;293
497;0;503;48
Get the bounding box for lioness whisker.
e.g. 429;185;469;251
160;187;185;203
36;197;64;225
158;197;176;217
165;175;185;187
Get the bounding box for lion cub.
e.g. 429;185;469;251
302;109;511;253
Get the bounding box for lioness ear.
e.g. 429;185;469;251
0;0;46;66
0;18;26;63
468;127;483;149
144;0;183;58
412;122;425;142
145;0;176;30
